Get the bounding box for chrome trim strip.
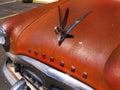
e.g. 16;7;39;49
7;52;94;90
3;62;17;85
22;56;93;90
11;78;26;90
3;58;37;90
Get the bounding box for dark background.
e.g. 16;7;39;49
0;0;41;89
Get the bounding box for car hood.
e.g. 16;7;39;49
2;0;120;90
0;0;67;51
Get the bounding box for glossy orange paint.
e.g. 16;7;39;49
1;0;120;90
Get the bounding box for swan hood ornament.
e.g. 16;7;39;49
54;5;92;46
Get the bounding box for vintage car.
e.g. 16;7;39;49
0;0;120;90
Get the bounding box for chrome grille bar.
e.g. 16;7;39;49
7;52;94;90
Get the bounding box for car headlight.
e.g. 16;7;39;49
0;27;7;45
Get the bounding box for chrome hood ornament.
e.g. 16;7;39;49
54;5;92;46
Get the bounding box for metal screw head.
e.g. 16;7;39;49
71;66;75;72
42;53;46;58
50;56;54;62
28;49;31;53
34;51;38;55
60;61;64;67
82;72;88;78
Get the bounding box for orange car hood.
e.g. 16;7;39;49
1;0;120;90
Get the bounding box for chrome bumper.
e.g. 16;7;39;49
3;61;17;86
3;52;94;90
3;57;37;90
